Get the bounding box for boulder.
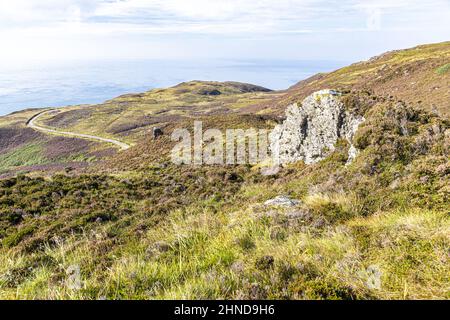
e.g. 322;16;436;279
269;90;365;165
152;127;163;139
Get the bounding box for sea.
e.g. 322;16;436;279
0;59;347;116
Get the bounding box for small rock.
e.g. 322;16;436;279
436;164;448;175
260;166;280;176
346;145;359;165
389;178;400;190
431;124;442;135
264;196;300;207
152;127;163;139
419;176;429;184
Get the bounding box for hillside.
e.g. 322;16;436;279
35;81;278;144
0;42;449;300
0;109;115;179
0;81;278;177
247;41;450;118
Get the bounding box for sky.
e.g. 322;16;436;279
0;0;449;66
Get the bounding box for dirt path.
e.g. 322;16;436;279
27;110;131;150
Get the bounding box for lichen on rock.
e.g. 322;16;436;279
269;89;365;165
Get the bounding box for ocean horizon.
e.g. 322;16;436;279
0;58;347;116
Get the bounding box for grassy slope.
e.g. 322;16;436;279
34;81;279;144
0;81;278;175
0;99;448;299
249;41;450;118
0;109;115;177
0;43;449;300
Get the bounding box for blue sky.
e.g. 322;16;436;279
0;0;449;65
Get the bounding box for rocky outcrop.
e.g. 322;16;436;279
270;90;364;165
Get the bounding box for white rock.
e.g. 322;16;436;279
346;144;359;165
269;89;364;165
260;166;280;176
264;196;300;207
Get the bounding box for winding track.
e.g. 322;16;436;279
27;110;131;150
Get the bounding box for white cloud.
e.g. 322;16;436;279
1;0;449;34
0;0;331;34
94;0;317;20
0;0;95;25
0;0;448;64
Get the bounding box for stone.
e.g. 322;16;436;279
346;144;359;165
152;127;163;139
389;178;400;190
264;195;300;207
269;89;365;165
419;175;429;183
260;165;280;176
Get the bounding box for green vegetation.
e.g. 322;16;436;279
0;42;449;300
33;81;280;144
0;95;448;299
273;41;450;118
0;138;99;174
436;63;450;75
0;143;47;172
